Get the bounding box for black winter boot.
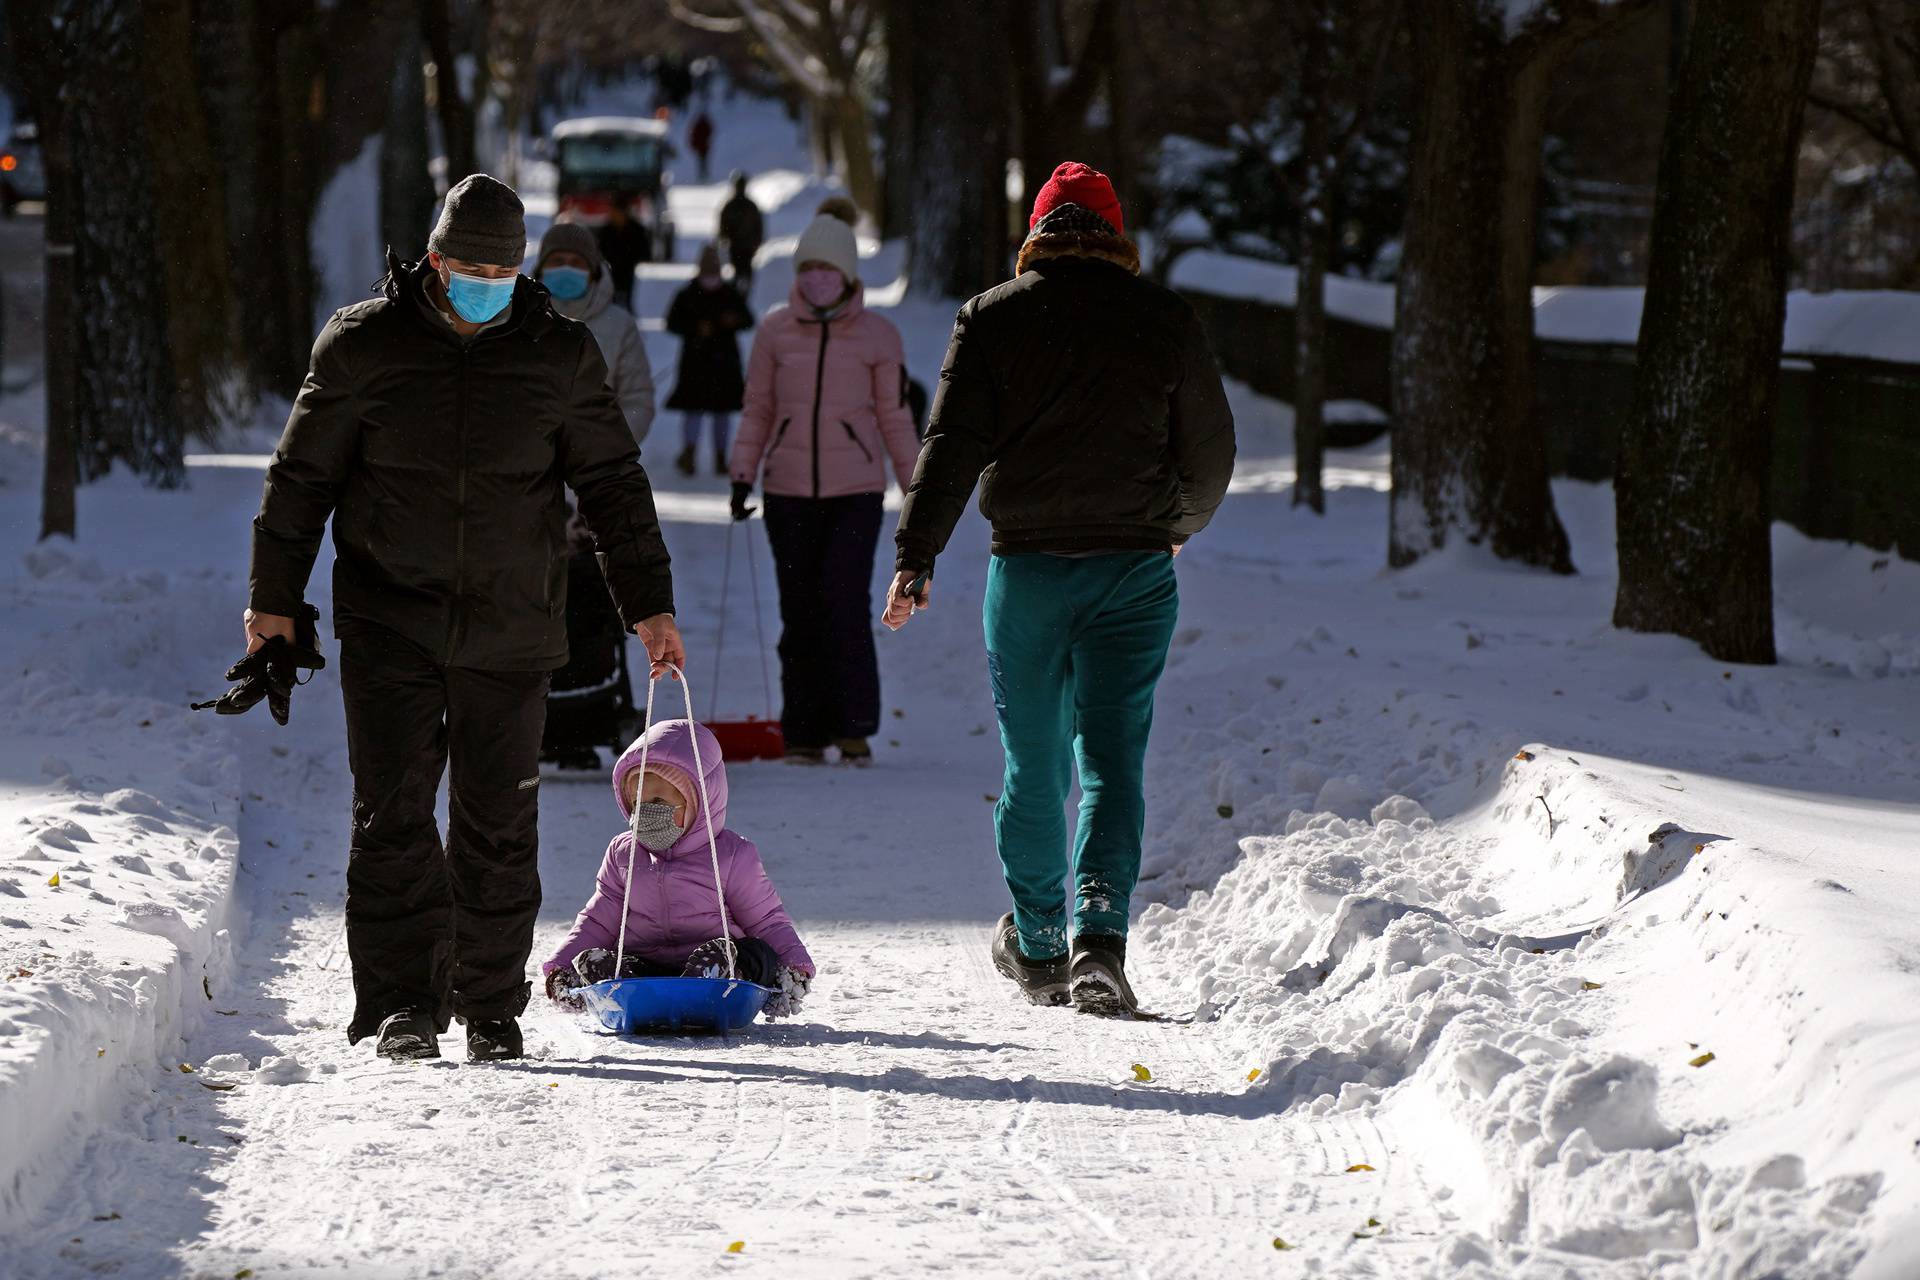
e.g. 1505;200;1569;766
375;1009;441;1061
466;1017;524;1062
1069;933;1138;1017
991;912;1070;1006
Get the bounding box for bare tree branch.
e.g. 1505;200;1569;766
667;0;745;33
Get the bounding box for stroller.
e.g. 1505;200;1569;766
541;529;638;771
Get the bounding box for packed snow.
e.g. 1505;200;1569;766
2;86;1918;1279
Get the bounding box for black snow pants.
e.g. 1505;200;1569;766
341;624;549;1043
762;492;884;749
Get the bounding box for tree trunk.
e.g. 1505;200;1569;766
30;11;78;539
423;0;478;186
1388;4;1572;572
382;30;435;258
905;0;1010;297
1612;0;1822;664
143;0;234;439
831;90;881;221
880;0;917;240
1293;2;1332;515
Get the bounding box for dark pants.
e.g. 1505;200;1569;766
763;493;883;748
573;936;781;986
729;253;755;296
341;625;549;1043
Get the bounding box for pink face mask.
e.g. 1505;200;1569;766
798;267;848;310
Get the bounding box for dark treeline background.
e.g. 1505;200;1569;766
4;0;1913;665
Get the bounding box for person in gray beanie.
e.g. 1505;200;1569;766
242;171;687;1065
535;219;655;446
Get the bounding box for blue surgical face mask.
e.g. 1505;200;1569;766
445;268;517;323
541;265;590;301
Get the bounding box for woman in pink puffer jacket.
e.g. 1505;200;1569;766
728;207;921;765
543;718;815;1017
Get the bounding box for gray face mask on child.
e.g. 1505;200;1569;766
632;800;688;852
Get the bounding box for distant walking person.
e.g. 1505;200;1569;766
244;175;685;1062
665;244;754;477
884;163;1236;1016
717;171;764;296
596;192;651;310
729;212;920;765
689;111;715;182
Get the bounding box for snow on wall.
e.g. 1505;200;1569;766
1166;251;1397;330
1170;249;1920;366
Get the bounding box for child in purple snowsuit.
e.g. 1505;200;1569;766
542;718;815;1017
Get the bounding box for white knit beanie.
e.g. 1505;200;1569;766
793;212;860;283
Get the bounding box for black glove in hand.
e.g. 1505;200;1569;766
192;604;325;726
730;482;756;522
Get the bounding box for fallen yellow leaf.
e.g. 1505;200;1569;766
1272;1237;1293;1250
1246;1068;1261;1082
1689;1051;1715;1068
1131;1063;1152;1082
548;1082;559;1089
1693;843;1704;853
1514;749;1535;762
726;1241;745;1254
1346;1163;1375;1173
96;1048;105;1058
48;872;60;888
178;1063;195;1074
1580;980;1604;991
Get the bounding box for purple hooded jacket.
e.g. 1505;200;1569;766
542;719;814;978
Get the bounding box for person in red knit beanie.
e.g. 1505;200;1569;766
885;157;1236;1018
1027;161;1124;235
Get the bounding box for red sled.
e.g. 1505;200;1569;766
705;716;784;762
703;523;785;763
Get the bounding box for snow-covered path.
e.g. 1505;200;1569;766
7;662;1449;1278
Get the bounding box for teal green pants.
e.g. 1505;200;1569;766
983;552;1179;960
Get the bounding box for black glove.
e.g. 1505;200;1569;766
545;967;587;1009
191;604;325;726
730;482;756;522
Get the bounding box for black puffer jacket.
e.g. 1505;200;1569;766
250;254;675;670
664;279;753;412
895;220;1236;573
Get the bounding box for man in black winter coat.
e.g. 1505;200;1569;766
245;174;685;1063
884;162;1235;1018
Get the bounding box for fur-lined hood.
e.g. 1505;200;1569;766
1016;228;1141;276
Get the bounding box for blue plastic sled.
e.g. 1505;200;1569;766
583;976;773;1034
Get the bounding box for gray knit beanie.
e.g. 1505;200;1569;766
430;174;527;268
536;220;606;276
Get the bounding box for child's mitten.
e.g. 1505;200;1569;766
546;966;586;1009
762;966;812;1020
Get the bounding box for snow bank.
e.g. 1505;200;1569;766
0;533;247;1233
1170;250;1920;367
1137;751;1902;1274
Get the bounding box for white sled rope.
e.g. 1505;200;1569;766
613;665;738;983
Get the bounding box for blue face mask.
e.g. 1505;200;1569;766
445;269;517;324
541;265;590;301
